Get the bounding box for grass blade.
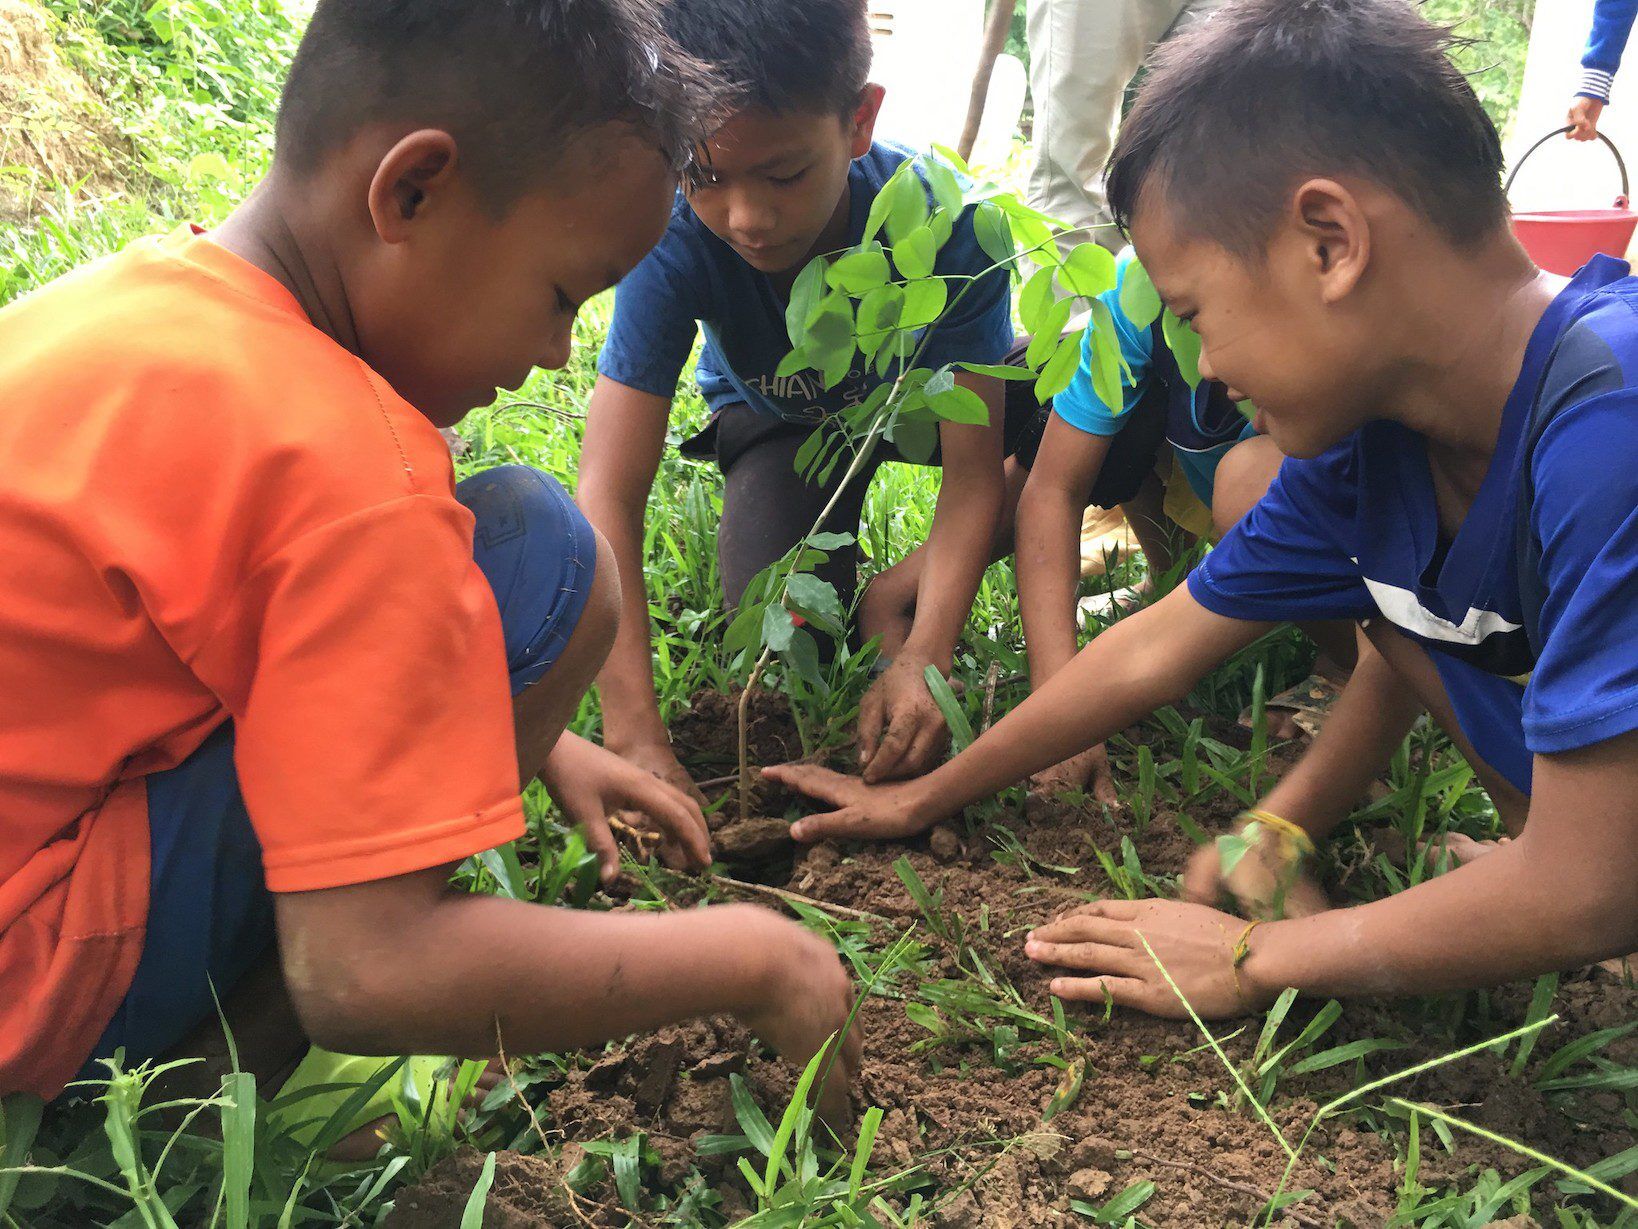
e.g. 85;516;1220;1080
459;1151;496;1229
219;1072;255;1229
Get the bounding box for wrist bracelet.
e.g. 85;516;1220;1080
1239;807;1316;860
1231;919;1263;1008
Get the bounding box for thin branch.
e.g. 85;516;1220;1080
711;874;888;923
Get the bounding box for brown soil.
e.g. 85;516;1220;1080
0;0;131;219
391;690;1638;1227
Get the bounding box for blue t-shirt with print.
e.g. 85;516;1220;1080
1053;250;1253;504
597;140;1014;424
1188;256;1638;795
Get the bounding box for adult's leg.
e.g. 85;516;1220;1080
715;406;879;613
1024;0;1194;246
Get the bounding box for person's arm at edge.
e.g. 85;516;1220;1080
578;375;680;763
772;584;1272;839
1244;731;1638;999
1016;416;1114;689
275;871;859;1116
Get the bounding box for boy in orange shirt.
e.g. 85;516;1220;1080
0;0;857;1114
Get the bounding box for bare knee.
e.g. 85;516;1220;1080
1210;435;1283;539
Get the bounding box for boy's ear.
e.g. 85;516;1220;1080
847;84;887;160
1289;177;1370;305
367;129;462;244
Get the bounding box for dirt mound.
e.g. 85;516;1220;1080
382;1149;577;1229
390;691;1638;1226
0;0;130;218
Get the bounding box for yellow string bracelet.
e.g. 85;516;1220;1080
1231;919;1263;1008
1239;807;1315;860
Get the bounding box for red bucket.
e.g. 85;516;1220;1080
1508;127;1638;275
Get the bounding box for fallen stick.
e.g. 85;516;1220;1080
1130;1150;1324;1229
711;873;888;923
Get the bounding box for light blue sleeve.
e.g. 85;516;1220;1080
1049;249;1156;437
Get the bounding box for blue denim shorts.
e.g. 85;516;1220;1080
72;465;596;1086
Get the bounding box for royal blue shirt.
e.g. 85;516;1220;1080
1189;257;1638;795
597;141;1014;423
1580;0;1637;102
1053;249;1254;504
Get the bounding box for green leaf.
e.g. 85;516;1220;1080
1025;297;1075;368
884;168;931;245
1058;241;1117;298
782;626;824;687
923;157;964;216
1118;258;1164;328
1162;309;1204;388
611;1135;643;1211
893;418;937;463
0;1093;44;1222
775;346;811;378
1096;1180;1157;1223
786;572;845;631
928;384;991;426
922;665;974;752
956;361;1038;381
930;142;973;176
724;602;765;654
1009;211;1058;262
805;291;856;373
460;1152;497;1229
1286;1038;1407;1076
220;1072;255;1229
927;206;955;251
1087;299;1123;411
893;226;938;280
900;277;949;329
856;284;904;355
784;258;827;347
1216;831;1253;878
848;1105;884;1199
826;247;890;295
1034;332;1082;402
972;200;1014;264
1019;266;1057;336
762;604;796;653
807;531;855;550
730;1074;777;1156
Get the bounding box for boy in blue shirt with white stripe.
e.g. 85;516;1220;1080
769;0;1638;1016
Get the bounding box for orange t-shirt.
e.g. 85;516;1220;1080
0;228;525;1098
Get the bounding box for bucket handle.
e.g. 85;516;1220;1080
1505;126;1630;203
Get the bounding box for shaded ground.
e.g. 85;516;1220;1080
388;690;1637;1227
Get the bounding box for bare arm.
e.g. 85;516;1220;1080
771;584;1271;838
857;372;1008;781
276;872;859;1115
1033;730;1638;1017
1015;417;1113;690
578;375;674;757
902;372;1007;670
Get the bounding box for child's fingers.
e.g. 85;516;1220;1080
1024;938;1142;974
856;689;885;766
789;808;877;842
1048;974;1167;1013
1028;912;1139;947
761;763;859;807
580;816;620;884
900;719;947;777
862;712;915;783
637;778;713;867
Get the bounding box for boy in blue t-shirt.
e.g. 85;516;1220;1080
767;0;1638;1016
1568;0;1636;140
581;0;1019;796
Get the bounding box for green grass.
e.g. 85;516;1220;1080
13;4;1637;1228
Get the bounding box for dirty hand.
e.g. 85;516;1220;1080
617;737;709;806
1027;743;1120;810
858;655;950;783
735;907;863;1126
543;734;712;885
761;762;937;843
1181;818;1330;922
1024;898;1275;1019
1568;96;1605;141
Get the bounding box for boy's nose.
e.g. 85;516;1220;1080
727;194;778;241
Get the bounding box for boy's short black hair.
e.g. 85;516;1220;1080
663;0;872;117
275;0;724;205
1107;0;1508;254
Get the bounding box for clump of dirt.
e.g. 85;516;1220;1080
0;0;132;218
382;1148;577;1229
392;691;1638;1226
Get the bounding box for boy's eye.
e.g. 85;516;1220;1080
770;168;808;187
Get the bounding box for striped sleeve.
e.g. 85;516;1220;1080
1579;0;1638;102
